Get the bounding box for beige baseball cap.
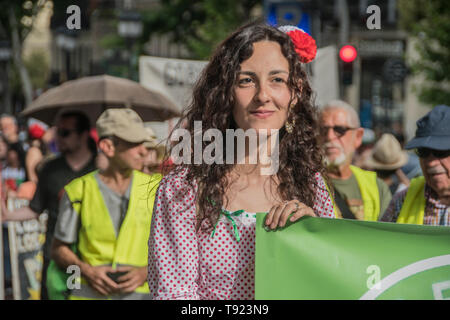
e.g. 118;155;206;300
144;127;158;149
96;108;150;143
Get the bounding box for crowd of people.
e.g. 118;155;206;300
1;22;449;300
0;110;162;299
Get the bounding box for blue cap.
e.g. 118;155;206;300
405;105;450;150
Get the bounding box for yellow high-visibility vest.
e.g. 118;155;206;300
397;176;426;225
64;170;161;299
326;166;380;221
350;165;380;221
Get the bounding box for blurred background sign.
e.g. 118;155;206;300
383;58;408;83
311;46;340;107
359;40;404;57
7;199;47;300
139;55;208;144
139;56;207;113
265;0;311;34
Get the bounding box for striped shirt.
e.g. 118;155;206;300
380;184;450;226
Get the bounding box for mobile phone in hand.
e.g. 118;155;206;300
107;271;128;283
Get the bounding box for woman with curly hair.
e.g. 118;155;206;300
148;22;335;300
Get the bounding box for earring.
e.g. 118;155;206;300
285;103;296;133
285;118;296;133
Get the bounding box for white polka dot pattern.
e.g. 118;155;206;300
147;169;335;300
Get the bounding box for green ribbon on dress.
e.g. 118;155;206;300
211;209;245;243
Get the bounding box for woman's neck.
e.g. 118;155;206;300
235;132;279;176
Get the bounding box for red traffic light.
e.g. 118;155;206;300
339;45;357;63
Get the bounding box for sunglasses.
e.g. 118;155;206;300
415;148;450;159
57;128;77;138
320;126;357;138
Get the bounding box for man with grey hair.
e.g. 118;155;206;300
319;100;391;221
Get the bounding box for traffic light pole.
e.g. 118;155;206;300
338;0;349;46
337;0;350;100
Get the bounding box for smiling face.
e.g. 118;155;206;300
232;41;292;132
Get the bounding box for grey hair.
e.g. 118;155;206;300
321;100;361;128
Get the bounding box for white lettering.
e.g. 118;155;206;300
366;5;381;30
66;265;81;290
432;280;450;300
181;304;215;317
366;265;381;290
66;5;81;30
203;128;223;165
170;128;191;165
170;125;280;174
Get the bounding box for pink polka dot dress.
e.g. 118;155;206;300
147;169;335;300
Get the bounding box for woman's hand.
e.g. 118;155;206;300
265;200;315;230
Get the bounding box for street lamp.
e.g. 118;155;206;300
55;27;78;82
118;10;143;79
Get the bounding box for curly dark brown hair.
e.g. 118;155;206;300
164;22;327;230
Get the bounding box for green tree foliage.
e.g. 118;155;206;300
141;0;262;60
11;50;49;93
398;0;450;106
25;50;49;90
0;0;48;109
0;0;43;39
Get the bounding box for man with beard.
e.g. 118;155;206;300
319;100;391;221
1;111;96;299
380;105;450;225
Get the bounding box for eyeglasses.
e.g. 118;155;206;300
320;126;357;138
57;128;77;138
415;148;450;159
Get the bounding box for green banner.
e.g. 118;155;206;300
255;216;450;300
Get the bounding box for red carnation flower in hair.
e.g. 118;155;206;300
278;25;317;63
287;30;317;63
28;123;45;140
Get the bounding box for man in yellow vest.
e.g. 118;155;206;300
50;108;161;299
380;105;450;225
320;100;392;221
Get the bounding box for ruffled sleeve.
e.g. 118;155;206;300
313;172;335;218
147;169;200;299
